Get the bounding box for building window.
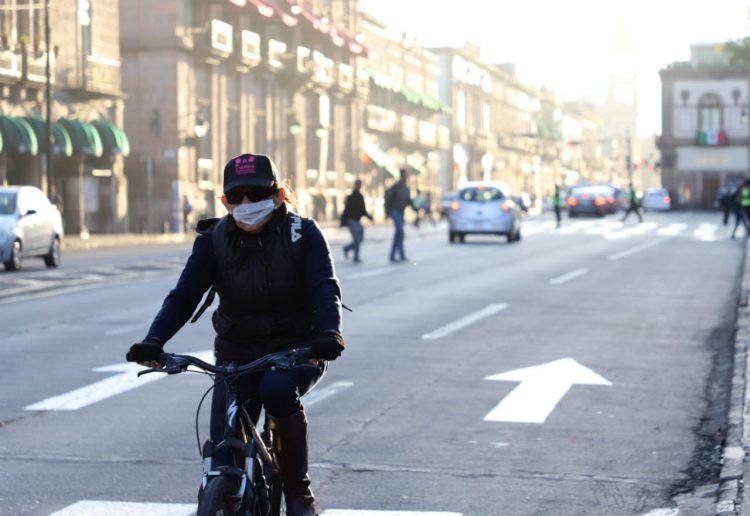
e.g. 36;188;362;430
699;93;722;133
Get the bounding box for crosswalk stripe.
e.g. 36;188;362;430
49;502;462;516
49;501;195;515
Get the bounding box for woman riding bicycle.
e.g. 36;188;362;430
126;153;344;516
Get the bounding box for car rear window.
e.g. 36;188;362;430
458;187;504;202
0;192;16;215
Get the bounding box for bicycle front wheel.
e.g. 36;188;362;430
197;476;239;516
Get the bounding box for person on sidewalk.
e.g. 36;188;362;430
384;169;414;263
552;184;563;229
182;195;193;232
126;153;344;516
341;179;373;263
621;184;643;223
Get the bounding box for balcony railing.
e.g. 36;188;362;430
312;51;334;87
24;49;54;85
338;63;353;92
366;104;397;133
82;55;120;95
0;48;21;83
402;115;418;143
418;120;437;147
239;30;261;66
267;39;287;70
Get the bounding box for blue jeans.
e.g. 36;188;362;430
389;210;405;261
209;357;326;466
344;219;364;260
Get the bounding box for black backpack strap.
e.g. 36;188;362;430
189;216;227;324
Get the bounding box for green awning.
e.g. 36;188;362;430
0;116;38;155
362;141;398;178
23;117;73;157
58;118;103;157
93;121;130;157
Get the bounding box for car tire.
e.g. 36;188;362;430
4;239;22;271
516;229;522;241
43;236;61;268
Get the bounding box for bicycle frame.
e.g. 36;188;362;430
200;365;280;513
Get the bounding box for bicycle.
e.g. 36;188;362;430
137;347;313;516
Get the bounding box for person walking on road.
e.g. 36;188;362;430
182;195;193;232
621;184;643;223
719;186;733;226
126;153;344;516
730;187;747;239
384;168;414;263
552;184;563;228
341;179;373;263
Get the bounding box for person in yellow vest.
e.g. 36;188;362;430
736;179;750;236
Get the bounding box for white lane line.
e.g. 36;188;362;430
26;350;214;411
49;501;195;515
305;381;354;408
607;237;672;261
323;511;462;516
549;268;588;285
104;323;146;337
421;303;508;340
50;502;462;516
341;266;397;281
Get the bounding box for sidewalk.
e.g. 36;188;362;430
61;219;446;252
717;239;750;515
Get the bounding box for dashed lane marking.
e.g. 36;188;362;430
549;268;588;285
606;237;672;261
305;381;354;408
421;303;508;340
341;266;397;281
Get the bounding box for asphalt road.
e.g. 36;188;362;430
0;211;742;515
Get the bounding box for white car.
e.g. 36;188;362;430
0;186;63;271
642;188;672;211
447;181;522;243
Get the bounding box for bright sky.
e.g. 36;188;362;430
359;0;750;137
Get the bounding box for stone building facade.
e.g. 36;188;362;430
121;0;365;231
0;0;129;234
659;43;750;208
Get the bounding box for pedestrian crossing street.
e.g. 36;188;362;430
521;217;732;242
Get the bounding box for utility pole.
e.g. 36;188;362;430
44;0;53;196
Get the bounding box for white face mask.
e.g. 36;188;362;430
232;199;275;226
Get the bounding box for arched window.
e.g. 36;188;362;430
699;93;722;133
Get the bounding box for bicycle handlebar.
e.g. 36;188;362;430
136;347;313;378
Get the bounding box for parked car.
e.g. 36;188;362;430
447;181;522;243
567;185;612;218
0;186;63;271
642;188;672;211
439;191;457;218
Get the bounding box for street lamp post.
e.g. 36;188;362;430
44;0;52;196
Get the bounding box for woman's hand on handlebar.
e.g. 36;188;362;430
126;338;165;368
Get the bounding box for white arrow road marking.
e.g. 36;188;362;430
607;237;671;261
484;358;611;423
305;381;354;408
25;351;214;411
549;268;588;285
421;303;508;340
49;500;195;515
50;502;462;516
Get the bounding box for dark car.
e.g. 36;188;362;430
567;186;611;218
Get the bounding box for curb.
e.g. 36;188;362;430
717;239;750;515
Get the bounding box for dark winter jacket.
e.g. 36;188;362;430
145;204;342;361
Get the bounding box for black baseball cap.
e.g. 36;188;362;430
223;153;279;193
